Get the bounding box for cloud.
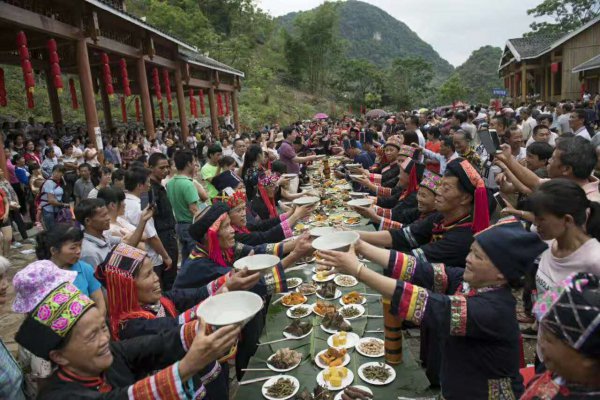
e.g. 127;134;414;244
256;0;544;66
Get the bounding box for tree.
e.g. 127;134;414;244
454;46;503;103
386;57;434;109
526;0;600;36
437;74;468;105
332;59;383;109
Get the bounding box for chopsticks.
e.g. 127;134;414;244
272;292;293;305
359;293;381;297
257;337;291;346
365;329;384;333
241;368;271;372
239;375;280;385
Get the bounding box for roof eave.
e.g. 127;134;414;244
185;57;245;78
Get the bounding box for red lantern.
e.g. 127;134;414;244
225;92;230;115
119;58;131;97
217;92;223;116
162;69;172;105
550;62;559;74
120;96;127;122
47;39;63;93
135;97;141;122
17;31;35;96
152;67;162;103
69;78;78;109
100;53;114;96
0;68;6;107
189;88;195;117
199;89;205;115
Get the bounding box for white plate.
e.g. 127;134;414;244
261;375;300;400
333;386;373;400
339;295;367;306
357;362;396;385
286;304;312;319
334;275;358;287
349;191;368;198
282;326;313;340
316;288;342;300
327;332;360;350
311;302;338;317
339;304;365;320
233;254;281;273
315;349;351;369
286;277;303;289
296;283;318;296
316;368;354;391
312;231;360;252
312;273;336;283
347;199;372;208
281;294;307;308
293;196;321;206
266;352;302;372
356;337;385;358
321;319;352;334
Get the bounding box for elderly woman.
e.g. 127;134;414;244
250;174;281;221
12;261;240;400
317;218;547;399
0;256;27;399
521;272;600;399
351;137;407;192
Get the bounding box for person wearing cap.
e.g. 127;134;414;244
12;260;241;400
521;272;600;399
317;218;548;399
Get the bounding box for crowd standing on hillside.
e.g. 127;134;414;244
0;95;599;400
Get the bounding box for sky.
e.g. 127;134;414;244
255;0;546;66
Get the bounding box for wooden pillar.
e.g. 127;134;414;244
99;77;114;132
45;71;63;124
521;63;527;103
136;58;155;139
77;39;103;162
174;65;189;142
231;89;240;134
208;87;219;138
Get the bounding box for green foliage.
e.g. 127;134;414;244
437;74;468;105
454;46;504;104
386;58;434;109
332;59;383;109
525;0;600;36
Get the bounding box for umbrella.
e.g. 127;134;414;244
313;113;328;120
365;109;387;119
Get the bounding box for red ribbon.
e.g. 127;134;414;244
26;90;34;109
162;69;172;105
217;92;223;116
152;67;161;102
168;103;173;120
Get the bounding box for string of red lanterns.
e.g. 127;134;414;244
47;39;63;94
119;58;131;97
17;31;35;108
217;92;224;116
100;53;114;97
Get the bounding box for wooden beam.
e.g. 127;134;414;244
187;78;234;91
208;87;219;138
86;36;177;69
174;63;189;142
77;39;103;163
136;57;155;139
45;71;63;124
0;2;81;40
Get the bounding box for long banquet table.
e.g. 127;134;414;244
234;224;436;399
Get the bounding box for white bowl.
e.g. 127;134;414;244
262;375;300;400
293;196;321;206
312;231;360;252
309;226;338;237
349;192;368;198
196;291;263;328
233;254;280;273
347;199;372;208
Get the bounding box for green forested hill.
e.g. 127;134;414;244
279;0;454;82
454;45;504;103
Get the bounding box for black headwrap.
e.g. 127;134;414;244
189;203;231;244
213;170;243;193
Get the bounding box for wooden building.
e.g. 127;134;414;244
0;0;244;167
498;16;600;102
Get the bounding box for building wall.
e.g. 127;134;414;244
561;22;600;99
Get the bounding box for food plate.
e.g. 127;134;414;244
333;386;373;400
313;265;335;274
261;375;300;400
327;332;360;349
312;273;336;283
356;337;385;358
312;301;338;317
282;326;313;340
339;292;367;306
316;368;354;391
339;304;366;320
347;199;372;208
321;319;352;334
286;304;312;319
316;288;342;300
296;283;318;296
343;217;362;226
293;196;320;206
233;254;281;273
315;348;351;369
286;277;303;289
281;293;307;307
357;362;396;385
334;274;358;287
266;351;302;372
349;191;368;198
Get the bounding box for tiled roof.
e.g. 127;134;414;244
179;49;245;78
507;34;563;60
572;54;600;73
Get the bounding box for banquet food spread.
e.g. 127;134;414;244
322;311;352;332
318;347;347;367
265;377;297;398
282;292;307;306
341;291;364;305
268;348;302;370
284;320;312;337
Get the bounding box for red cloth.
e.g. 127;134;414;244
425;141;441;173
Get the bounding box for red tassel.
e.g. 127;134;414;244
120;97;127;122
135;97;140;122
69;78;78;109
472;186;490;233
199;90;205;115
26;90;34;109
217;92;223;116
0;68;6;107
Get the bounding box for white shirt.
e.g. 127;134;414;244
525;131;558;147
520;117;537;141
414;128;426;148
232;152;245;168
574;126;591;141
124;193;162;266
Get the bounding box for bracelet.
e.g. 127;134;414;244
355;262;365;279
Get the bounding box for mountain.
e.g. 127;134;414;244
454;45;504;103
278;0;454;81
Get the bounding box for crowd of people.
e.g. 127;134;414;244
0;97;599;400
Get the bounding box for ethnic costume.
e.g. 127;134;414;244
173;203;288;380
13;270;210;400
460;147;482;174
215;190;294;246
387;218;547;399
251;174;281;221
521;273;600;400
367;138;405;190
